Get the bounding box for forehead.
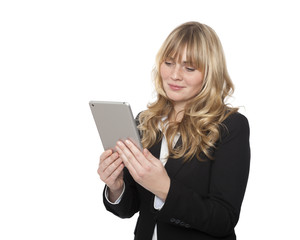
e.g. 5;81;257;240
165;46;187;61
166;47;186;61
165;46;201;68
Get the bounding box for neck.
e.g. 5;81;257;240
170;106;184;122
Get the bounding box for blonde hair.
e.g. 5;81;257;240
138;21;238;161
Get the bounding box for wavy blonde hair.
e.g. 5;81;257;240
138;21;238;161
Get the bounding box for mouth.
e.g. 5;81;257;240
168;84;185;91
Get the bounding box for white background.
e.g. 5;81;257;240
1;0;299;239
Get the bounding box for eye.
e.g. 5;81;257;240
186;67;195;72
164;59;175;66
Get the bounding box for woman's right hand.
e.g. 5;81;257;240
98;149;125;202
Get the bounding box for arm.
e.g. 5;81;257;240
156;113;250;237
104;183;125;204
103;167;140;218
98;149;140;218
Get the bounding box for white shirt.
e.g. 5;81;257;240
105;124;180;240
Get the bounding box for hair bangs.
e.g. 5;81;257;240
159;26;206;72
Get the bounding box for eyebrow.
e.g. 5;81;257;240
181;61;195;66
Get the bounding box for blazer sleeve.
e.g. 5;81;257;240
156;113;250;237
103;167;140;219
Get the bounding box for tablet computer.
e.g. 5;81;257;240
89;101;143;151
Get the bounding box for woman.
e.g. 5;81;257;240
98;21;250;240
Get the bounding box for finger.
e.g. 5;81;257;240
143;149;159;165
100;149;113;162
115;145;138;178
115;144;131;167
106;162;124;186
116;141;145;169
105;157;123;176
98;152;119;178
100;152;119;171
104;157;123;178
123;140;152;169
117;142;155;184
101;157;123;181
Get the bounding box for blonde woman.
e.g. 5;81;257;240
98;21;250;240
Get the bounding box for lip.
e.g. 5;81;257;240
168;84;185;91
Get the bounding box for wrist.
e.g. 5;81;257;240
108;184;124;202
155;177;170;201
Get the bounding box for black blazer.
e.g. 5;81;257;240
103;112;250;240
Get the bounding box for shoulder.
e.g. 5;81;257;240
222;112;249;129
220;112;250;141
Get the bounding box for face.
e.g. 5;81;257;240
160;48;204;111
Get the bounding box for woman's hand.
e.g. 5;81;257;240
98;150;124;202
116;140;170;201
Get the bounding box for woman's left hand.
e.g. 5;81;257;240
116;140;170;201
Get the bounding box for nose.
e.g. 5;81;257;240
171;64;182;81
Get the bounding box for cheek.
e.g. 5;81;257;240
158;65;168;94
160;64;169;80
195;79;204;90
187;75;204;93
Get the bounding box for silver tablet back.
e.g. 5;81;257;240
89;101;143;151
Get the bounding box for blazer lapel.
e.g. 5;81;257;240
164;137;187;178
148;135;187;179
148;133;162;160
